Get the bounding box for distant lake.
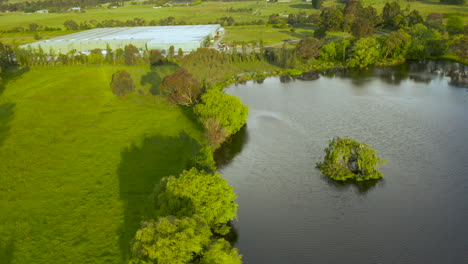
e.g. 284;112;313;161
217;61;468;263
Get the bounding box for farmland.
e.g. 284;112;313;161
1;0;466;46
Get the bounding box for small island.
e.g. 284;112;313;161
316;137;386;181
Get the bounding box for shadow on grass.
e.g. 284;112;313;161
141;63;180;95
321;174;384;195
117;132;201;262
0;238;15;264
279;30;315;39
0;102;15;147
214;126;249;169
289;4;313;9
0;67;30;96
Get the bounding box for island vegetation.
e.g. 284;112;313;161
316;137;386;181
0;0;467;263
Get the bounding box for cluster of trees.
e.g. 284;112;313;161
316;137;386;181
14;44;178;67
0;0;124;13
130;168;242;264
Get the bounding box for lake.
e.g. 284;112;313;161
217;61;468;264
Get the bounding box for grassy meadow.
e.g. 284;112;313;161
0;64;207;264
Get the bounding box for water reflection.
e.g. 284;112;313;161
320;175;384;195
214;126;249;169
322;60;468;87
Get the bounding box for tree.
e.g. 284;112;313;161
153;168;238;235
347;37;380;68
124;44;139;65
110;70;135;97
351;18;374;38
63;20;79;30
379;29;411;60
313;26;327;39
168;45;175;58
199;239;243;264
316;137;386;181
312;0;322;9
29;23;39;32
319;8;344;31
159;68;201;106
295;37;321;60
446;15;465;35
149;49;164;65
203;117;229;148
382;2;402;29
451;35;468;60
130;216;211;264
194;89;248;136
178;48;184;57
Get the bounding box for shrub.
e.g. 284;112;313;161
110;70;135;97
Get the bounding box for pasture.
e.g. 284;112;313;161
0;64;206;264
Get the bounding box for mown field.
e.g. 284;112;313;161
0;65;207;264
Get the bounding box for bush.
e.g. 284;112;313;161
110;70;135;97
159;68;201;106
316;137;386;181
204;117;229;149
194;89;248;136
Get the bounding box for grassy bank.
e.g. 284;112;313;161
0;65;206;264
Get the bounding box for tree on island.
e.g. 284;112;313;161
316;137;386;181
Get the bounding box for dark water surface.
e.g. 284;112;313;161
218;61;468;264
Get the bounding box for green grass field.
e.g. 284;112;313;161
0;65;207;264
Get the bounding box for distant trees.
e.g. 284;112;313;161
312;0;322;9
295;37;321;60
159;68;202;106
351;17;374;38
316;137;386;181
110;70;135;97
440;0;466;5
63;20;79;30
149;49;164;65
319;8;344;31
124;44;140;65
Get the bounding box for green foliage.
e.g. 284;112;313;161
319;8;344;31
130;216;212;264
159;68;202;106
451;35;468;61
379;29;411;60
149;49;164;65
320;41;337;61
316;137;386;181
351;18;374;38
194;89;248;136
295;37;321;60
124;44;140;65
446;16;465;35
152;168;238;235
110;70;135;97
348;37;381;68
199;239;243;264
407;23;449;59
